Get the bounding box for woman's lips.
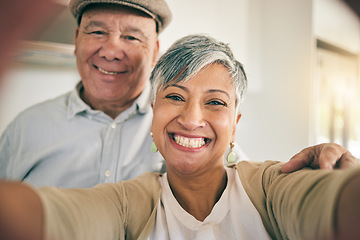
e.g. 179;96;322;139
172;133;210;148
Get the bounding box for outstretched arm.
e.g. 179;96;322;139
0;181;43;240
336;173;360;239
281;143;359;173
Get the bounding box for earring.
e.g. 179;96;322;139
227;142;236;163
150;132;158;153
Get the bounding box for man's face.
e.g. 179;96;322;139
74;5;159;116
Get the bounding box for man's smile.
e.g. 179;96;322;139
94;65;123;75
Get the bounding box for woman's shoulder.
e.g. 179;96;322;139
122;172;162;201
235;160;282;177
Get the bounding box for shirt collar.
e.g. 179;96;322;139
67;81;89;119
136;80;152;115
67;80;152;119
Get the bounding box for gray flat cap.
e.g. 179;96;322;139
69;0;172;32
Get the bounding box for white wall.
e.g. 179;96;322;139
0;65;79;133
159;0;249;63
314;0;360;53
237;0;314;161
0;0;359;161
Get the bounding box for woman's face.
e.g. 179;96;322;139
151;63;240;176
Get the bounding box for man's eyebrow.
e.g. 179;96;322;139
82;22;148;39
164;84;231;98
83;21;106;30
123;26;148;38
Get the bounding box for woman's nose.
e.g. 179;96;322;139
177;103;206;130
98;36;125;61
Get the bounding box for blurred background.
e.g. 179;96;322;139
0;0;359;161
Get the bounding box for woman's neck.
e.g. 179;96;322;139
167;167;227;221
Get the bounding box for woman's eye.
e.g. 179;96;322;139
207;100;227;106
165;95;184;102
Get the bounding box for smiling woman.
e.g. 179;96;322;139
0;34;359;240
151;64;238;178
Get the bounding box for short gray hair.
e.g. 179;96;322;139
150;34;247;115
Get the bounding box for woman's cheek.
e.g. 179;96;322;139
211;111;235;138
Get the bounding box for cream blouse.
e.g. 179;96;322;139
149;168;270;239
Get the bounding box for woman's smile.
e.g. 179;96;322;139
151;63;238;174
169;133;211;150
174;134;205;148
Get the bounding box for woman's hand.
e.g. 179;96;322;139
281;143;359;173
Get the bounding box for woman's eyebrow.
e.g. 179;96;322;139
164;84;230;98
207;89;230;99
164;84;188;92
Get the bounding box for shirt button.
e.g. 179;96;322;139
110;122;116;129
105;170;111;177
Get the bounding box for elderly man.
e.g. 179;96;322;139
0;0;171;188
0;0;357;188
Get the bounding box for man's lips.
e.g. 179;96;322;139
171;133;211;148
94;65;126;75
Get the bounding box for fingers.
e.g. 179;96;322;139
317;144;342;170
282;143;359;173
281;147;315;173
316;143;359;170
280;159;304;173
337;151;360;169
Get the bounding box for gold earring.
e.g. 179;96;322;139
227;142;236;163
150;132;158;153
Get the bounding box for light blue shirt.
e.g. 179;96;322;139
0;81;165;188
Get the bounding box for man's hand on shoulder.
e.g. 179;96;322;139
281;143;359;173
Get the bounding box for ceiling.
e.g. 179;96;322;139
344;0;360;19
26;3;76;45
26;0;360;46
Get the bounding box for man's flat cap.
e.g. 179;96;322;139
69;0;172;32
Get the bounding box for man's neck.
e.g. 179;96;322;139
80;89;138;119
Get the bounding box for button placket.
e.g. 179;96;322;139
99;121;121;183
105;170;111;177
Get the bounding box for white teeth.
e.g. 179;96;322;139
174;135;206;148
98;67;118;75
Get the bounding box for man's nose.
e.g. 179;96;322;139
99;36;126;61
177;103;206;130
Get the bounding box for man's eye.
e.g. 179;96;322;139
89;31;105;35
165;95;184;101
124;35;139;41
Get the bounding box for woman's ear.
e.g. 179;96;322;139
236;114;242;124
231;114;242;142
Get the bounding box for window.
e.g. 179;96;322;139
315;40;360;158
